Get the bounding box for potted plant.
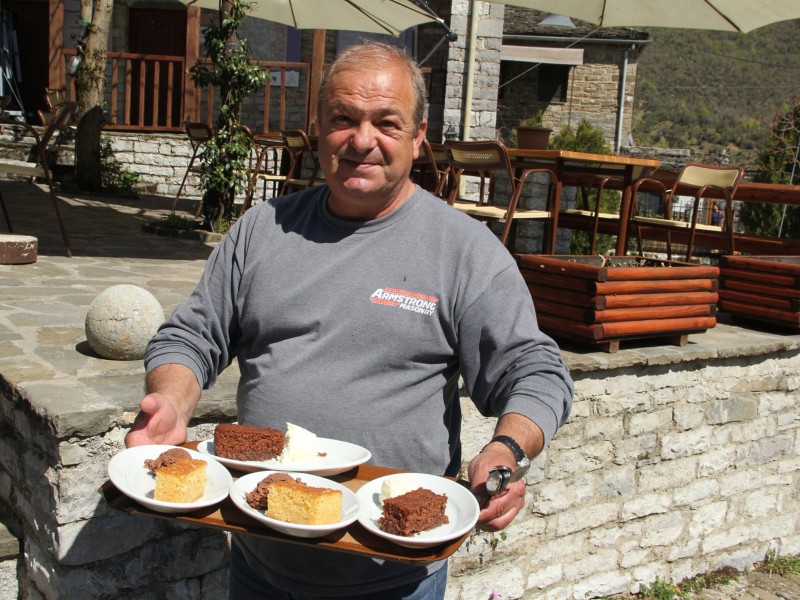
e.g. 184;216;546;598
514;112;552;150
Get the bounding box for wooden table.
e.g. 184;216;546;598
506;149;661;256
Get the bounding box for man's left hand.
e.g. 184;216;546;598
468;446;526;531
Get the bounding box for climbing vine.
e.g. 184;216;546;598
189;0;265;231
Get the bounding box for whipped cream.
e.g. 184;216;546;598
278;423;319;462
379;476;418;505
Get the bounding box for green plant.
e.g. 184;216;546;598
157;212;195;231
762;550;800;576
637;577;678;599
189;0;266;232
739;96;800;238
509;109;546;147
99;136;140;194
677;566;740;596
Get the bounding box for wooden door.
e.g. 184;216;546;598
128;8;186;127
3;0;48;120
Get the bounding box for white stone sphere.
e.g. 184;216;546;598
85;285;165;360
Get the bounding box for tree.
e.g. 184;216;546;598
739;97;800;238
73;0;114;191
189;0;266;232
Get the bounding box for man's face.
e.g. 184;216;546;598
317;65;427;220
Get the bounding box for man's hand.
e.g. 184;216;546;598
125;393;188;447
125;364;201;448
468;443;526;532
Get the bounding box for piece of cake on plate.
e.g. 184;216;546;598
379;488;449;536
214;423;285;461
266;478;342;525
153;458;208;503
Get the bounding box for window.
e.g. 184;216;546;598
537;64;569;103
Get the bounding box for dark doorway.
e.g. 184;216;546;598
128;8;186;127
3;0;48;122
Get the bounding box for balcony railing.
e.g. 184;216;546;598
60;49;313;134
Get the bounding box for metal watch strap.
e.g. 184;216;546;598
488;435;526;465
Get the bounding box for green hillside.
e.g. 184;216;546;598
631;19;800;166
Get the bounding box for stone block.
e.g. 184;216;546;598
622;492;671;521
563;548;618;580
628;408;672;436
556;502;619;536
640;512;685;547
707;397;759;424
571;570;631;599
673;479;719;506
638;457;696;492
661;427;713;459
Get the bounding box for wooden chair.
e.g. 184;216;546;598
627;163;744;261
442;140;561;252
411;139;447;195
171;122;214;211
280;129;321;195
241;133;289;215
0;102;76;257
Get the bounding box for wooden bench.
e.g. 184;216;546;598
0;102;75;257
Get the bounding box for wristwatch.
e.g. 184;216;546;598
484;435;531;496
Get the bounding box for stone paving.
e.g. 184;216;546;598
1;181;799;599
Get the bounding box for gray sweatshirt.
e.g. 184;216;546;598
145;185;573;595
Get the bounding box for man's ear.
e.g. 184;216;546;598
412;119;428;160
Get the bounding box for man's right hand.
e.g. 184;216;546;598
125;393;188;447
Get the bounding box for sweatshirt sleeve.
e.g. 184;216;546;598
457;263;573;445
144;222;244;390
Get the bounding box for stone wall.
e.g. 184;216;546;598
498;44;641;149
1;324;798;599
444;1;504;143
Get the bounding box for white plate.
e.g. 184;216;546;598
356;474;480;549
108;445;233;514
229;471;359;538
196;438;371;476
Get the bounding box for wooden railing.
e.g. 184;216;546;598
59;49;313;134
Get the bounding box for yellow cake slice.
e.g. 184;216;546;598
266;479;342;525
154;458;207;503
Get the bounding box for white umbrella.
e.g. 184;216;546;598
181;0;438;37
484;0;800;33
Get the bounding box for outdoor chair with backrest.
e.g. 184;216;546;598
280;128;322;195
411;139;447;196
627;162;744;261
0;101;75;257
240;131;289;215
442;139;561;252
171;121;214;211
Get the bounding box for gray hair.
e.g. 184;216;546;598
317;41;427;133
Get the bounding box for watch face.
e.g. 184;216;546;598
486;466;512;495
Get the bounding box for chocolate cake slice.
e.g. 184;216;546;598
379;488;449;536
214;423;285;461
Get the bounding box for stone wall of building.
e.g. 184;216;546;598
1;329;798;599
444;1;504;143
498;44;641;149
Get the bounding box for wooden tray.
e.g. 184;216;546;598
101;443;472;564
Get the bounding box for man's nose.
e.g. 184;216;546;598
349;122;377;152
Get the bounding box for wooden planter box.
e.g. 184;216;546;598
719;255;800;328
516;255;720;352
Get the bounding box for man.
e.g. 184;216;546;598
126;42;572;599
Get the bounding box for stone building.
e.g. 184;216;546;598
2;0;647;150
